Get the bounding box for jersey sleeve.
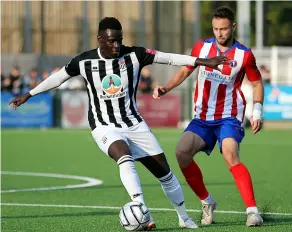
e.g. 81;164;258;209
245;51;261;82
134;47;156;67
186;40;204;70
65;55;81;77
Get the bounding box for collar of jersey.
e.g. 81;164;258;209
98;48;111;61
214;38;238;56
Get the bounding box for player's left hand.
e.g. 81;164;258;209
250;116;263;134
9;92;31;110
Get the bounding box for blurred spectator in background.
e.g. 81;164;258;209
41;70;50;81
50;67;61;75
23;67;40;92
1;70;10;91
69;76;85;90
57;75;84;90
7;66;23;95
54;66;85;90
138;67;156;94
259;65;271;84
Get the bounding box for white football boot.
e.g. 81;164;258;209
201;198;217;225
179;216;199;229
246;212;263;227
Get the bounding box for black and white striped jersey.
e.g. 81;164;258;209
65;46;156;130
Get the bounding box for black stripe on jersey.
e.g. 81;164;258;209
82;78;96;130
98;60;122;128
112;59;134;127
84;61;108;127
124;55;143;123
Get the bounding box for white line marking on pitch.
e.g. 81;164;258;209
0;171;103;193
1;203;292;216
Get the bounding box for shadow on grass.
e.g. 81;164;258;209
1;211;116;219
198;216;292;228
261;216;292;226
89;181;266;190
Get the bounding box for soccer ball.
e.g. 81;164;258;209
119;201;151;231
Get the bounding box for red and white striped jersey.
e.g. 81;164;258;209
186;37;261;122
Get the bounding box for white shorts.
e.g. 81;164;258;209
91;121;163;160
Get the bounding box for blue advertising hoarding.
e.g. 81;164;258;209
1;92;53;128
264;85;292;120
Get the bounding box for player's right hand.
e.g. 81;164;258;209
9;92;31;110
250;116;263;134
153;86;167;99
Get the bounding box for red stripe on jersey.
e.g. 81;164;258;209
194;81;199;112
214;84;227;120
221;48;235;76
245;51;261;82
231;70;245;117
199;80;211;120
216;48;235;119
231;50;249;117
205;44;217;72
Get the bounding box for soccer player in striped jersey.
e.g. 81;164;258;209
9;17;228;230
153;6;264;227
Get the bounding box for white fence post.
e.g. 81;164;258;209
271;46;278;84
288;57;292;85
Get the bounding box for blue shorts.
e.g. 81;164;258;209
184;117;245;155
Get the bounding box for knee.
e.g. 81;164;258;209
176;147;193;168
222;147;240;168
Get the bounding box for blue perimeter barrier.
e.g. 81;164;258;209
1;92;53;128
264;85;292;120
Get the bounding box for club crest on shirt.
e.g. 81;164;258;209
119;60;127;71
229;60;237;68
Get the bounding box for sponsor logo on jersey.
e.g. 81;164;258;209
229;60;237;68
199;70;232;83
101;74;126;99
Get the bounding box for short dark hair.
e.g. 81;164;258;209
213;6;235;22
98;17;122;33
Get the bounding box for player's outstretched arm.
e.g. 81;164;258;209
153;51;229;71
9;67;71;110
153;66;192;99
249;79;264;134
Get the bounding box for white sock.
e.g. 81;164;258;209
117;155;145;205
246;207;259;214
201;194;216;204
158;171;188;221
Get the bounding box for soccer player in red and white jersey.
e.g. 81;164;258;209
153;6;264;227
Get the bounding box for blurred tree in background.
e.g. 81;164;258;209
199;1;292;47
264;1;292;46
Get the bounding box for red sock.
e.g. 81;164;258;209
180;160;209;200
230;163;256;207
